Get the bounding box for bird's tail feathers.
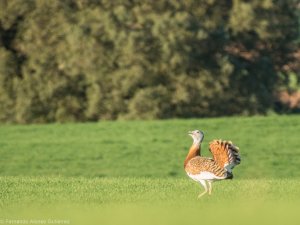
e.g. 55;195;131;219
226;171;233;179
225;142;241;171
209;140;241;171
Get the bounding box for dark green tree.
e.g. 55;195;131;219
0;0;298;123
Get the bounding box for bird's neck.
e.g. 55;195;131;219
184;142;201;168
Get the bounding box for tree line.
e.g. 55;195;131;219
0;0;299;123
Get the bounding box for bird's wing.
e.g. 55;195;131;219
209;140;241;171
185;156;227;178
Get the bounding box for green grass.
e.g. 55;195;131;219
1;115;300;225
1;177;300;225
1;177;300;205
0;115;300;178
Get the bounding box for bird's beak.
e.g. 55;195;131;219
188;131;193;135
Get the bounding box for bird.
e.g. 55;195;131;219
184;130;241;198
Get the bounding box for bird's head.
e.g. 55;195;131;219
188;130;204;145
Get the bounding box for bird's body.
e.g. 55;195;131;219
184;130;241;198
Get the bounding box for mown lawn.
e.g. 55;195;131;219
0;177;300;225
0;115;299;178
0;115;300;225
1;177;299;205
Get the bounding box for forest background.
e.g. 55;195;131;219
0;0;299;123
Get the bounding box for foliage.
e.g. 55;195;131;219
0;0;299;122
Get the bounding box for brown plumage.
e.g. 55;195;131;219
184;130;241;198
209;140;241;170
185;157;226;177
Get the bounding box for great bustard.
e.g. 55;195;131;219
184;130;241;198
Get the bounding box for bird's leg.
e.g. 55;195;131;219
207;181;212;195
198;180;208;199
198;191;207;198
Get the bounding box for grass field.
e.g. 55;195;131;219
0;115;300;225
1;177;300;225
